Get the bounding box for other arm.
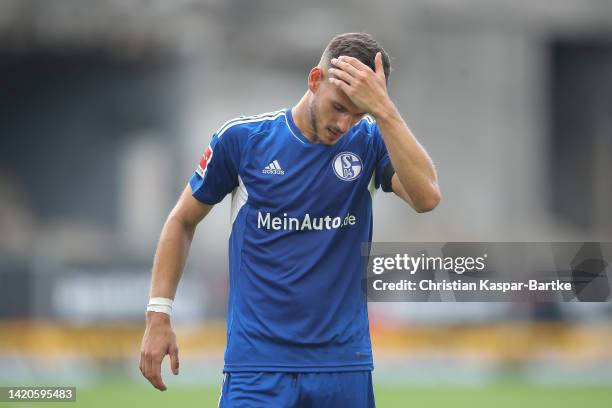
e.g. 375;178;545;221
139;185;213;391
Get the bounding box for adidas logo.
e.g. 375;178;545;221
262;160;285;175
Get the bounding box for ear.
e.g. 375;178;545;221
308;66;324;93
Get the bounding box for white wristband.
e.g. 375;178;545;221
147;297;173;316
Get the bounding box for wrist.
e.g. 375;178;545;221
146;297;173;316
371;99;397;123
146;310;171;324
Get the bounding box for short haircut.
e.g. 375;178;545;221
321;32;392;83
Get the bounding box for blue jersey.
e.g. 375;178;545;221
189;108;392;372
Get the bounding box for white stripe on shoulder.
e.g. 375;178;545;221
362;115;375;124
216;110;285;139
217;109;284;131
216;109;284;137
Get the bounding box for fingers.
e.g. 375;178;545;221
328;66;353;86
330;55;383;89
330;56;358;77
374;52;384;78
337;55;370;72
139;351;144;376
143;350;167;391
140;323;177;391
328;77;351;94
149;354;168;391
170;345;180;375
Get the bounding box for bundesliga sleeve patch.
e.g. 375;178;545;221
196;145;213;177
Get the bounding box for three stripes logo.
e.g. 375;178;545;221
262;160;285;175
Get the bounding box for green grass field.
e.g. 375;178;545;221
2;383;611;408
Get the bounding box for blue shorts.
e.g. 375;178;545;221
218;371;375;408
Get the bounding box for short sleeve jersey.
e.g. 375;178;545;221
189;108;392;372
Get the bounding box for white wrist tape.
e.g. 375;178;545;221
147;297;173;316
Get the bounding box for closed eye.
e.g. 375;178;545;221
333;102;365;118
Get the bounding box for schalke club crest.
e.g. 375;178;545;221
333;152;362;181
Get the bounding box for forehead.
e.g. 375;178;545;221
323;83;361;113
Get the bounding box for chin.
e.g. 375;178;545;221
319;136;338;146
324;129;343;145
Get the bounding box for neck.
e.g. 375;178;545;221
291;92;316;143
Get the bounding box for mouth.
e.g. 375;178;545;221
327;127;341;140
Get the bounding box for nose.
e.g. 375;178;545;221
336;113;352;134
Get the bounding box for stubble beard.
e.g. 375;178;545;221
308;96;322;144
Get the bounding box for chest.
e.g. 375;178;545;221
240;135;376;212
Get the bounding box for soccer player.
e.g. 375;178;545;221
140;32;440;407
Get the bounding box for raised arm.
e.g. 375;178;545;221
139;184;212;391
377;112;440;213
328;53;441;213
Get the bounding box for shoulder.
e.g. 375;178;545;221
213;109;287;142
361;115;378;136
348;115;377;137
345;115;380;145
343;116;387;159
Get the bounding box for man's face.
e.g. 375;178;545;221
308;67;366;146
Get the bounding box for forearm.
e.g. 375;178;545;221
149;214;196;300
373;102;440;211
141;186;209;390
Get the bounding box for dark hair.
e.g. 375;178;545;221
321;32;391;83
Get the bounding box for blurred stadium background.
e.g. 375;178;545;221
1;0;611;406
